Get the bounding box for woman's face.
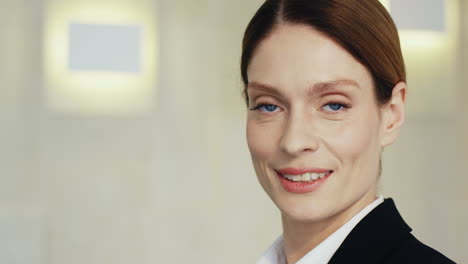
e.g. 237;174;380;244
246;24;396;222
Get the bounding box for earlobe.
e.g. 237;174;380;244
381;82;406;147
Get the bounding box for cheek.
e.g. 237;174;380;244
323;113;381;168
246;119;278;160
246;119;280;195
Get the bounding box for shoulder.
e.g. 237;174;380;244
385;233;456;264
328;198;456;264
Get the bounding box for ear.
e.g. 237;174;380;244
380;82;406;147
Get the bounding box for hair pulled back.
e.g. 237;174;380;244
241;0;406;106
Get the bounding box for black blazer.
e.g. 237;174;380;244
328;198;456;264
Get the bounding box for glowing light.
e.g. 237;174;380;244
44;0;158;115
398;0;460;116
399;31;447;50
398;0;457;50
379;0;391;10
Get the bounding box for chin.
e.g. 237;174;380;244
274;194;336;223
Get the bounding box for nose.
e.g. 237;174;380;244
279;113;319;156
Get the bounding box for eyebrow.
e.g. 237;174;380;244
309;79;360;96
247;79;360;98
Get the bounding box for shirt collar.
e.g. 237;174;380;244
256;195;384;264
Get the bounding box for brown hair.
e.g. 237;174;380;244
241;0;406;106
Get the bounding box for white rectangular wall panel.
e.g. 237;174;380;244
69;23;141;72
390;0;446;31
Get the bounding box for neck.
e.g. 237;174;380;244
281;193;377;264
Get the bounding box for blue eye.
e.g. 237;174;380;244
322;103;348;112
251;104;280;113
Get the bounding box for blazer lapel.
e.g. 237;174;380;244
328;198;412;264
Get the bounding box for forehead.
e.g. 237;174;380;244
247;24;373;93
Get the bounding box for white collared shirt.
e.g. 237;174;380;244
256;195;384;264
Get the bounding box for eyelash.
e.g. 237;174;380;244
322;102;351;112
249;104;280;112
250;102;351;113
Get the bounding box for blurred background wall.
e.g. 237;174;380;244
0;0;466;263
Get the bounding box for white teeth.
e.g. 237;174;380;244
283;171;330;182
311;173;319;180
302;173;311;181
284;175;299;181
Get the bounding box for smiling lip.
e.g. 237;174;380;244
276;168;333;194
277;168;332;175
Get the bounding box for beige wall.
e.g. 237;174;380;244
457;0;468;259
0;0;466;263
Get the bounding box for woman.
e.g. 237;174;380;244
241;0;456;263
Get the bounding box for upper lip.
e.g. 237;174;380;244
277;168;332;175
